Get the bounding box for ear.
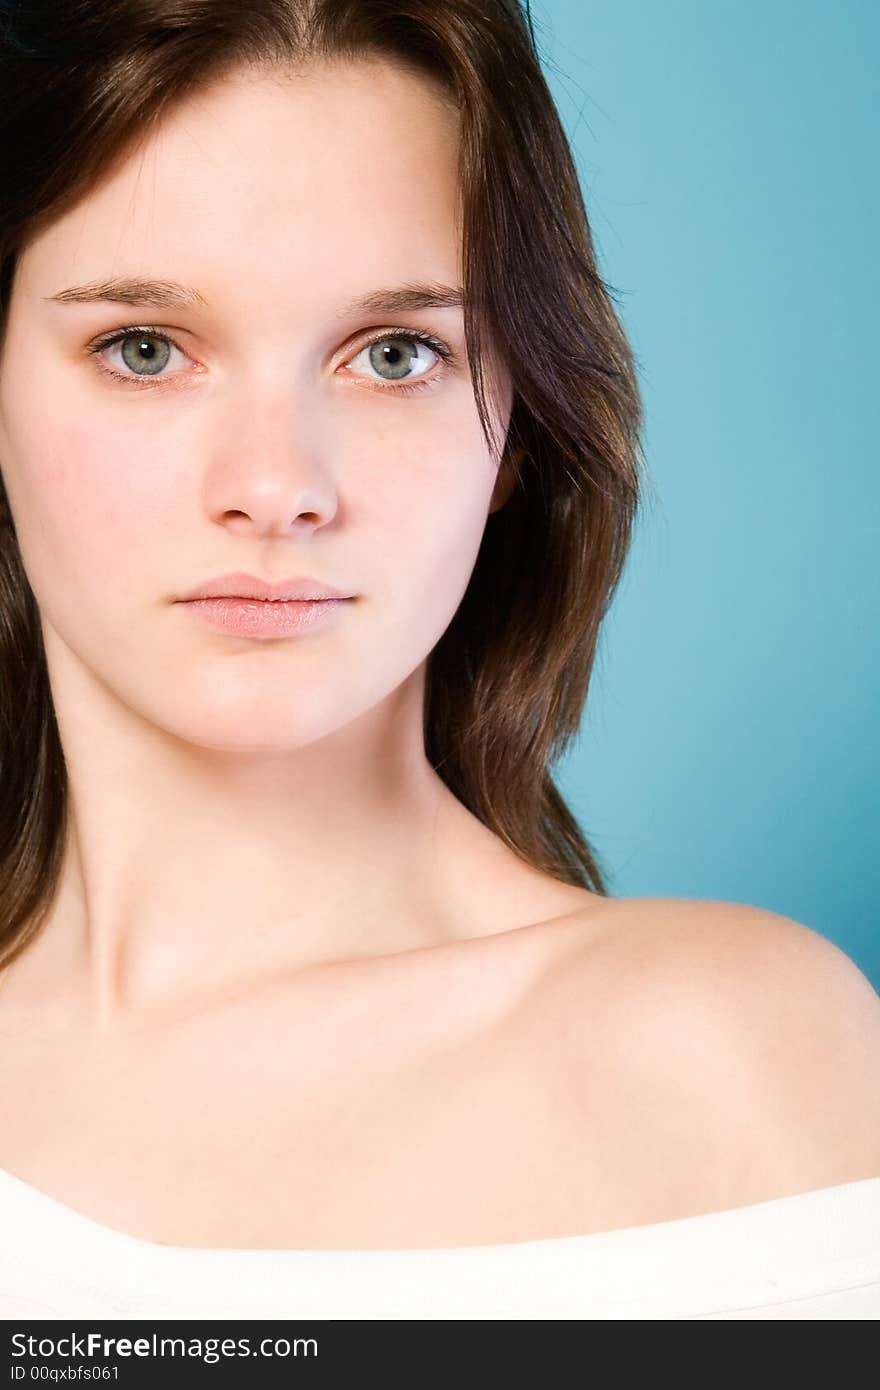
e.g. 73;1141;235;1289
488;440;526;515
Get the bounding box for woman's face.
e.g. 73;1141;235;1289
0;60;515;751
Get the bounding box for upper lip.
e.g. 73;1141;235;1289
179;572;353;602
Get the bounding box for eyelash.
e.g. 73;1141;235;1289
84;325;457;396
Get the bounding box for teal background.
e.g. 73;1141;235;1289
536;3;879;988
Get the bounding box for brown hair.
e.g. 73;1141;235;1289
0;0;645;973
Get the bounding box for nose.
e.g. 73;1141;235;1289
216;478;338;538
203;395;340;538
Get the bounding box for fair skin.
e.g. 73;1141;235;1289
0;59;877;1251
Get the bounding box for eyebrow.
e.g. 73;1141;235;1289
44;276;466;317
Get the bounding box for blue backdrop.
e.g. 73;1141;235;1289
537;2;879;988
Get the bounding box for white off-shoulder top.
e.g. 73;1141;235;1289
1;1167;878;1320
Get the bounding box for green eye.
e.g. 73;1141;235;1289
86;324;456;395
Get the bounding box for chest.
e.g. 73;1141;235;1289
0;962;730;1250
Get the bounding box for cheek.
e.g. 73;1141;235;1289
359;432;496;648
2;406;166;616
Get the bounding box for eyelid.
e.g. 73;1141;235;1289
84;323;458;393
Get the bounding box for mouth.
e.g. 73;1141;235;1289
180;593;352;640
178;571;353;603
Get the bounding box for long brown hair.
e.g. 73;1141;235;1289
0;0;645;973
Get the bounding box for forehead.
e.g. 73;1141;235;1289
20;59;464;317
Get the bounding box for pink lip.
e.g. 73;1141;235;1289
178;571;352;602
182;595;350;640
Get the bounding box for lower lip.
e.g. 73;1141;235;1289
180;596;351;639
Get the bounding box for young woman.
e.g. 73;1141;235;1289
0;0;877;1320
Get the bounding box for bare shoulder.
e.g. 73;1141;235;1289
533;895;880;1201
